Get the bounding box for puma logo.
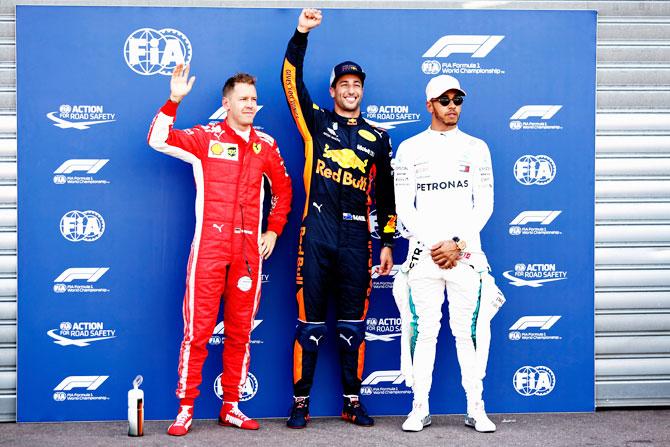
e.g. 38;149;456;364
213;224;224;232
225;414;244;427
339;333;354;346
312;202;323;213
309;335;323;346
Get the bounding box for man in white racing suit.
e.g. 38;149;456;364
392;75;505;432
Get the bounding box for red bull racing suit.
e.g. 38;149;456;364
282;29;397;397
148;100;292;403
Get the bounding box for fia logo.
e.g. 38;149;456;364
213;372;258;402
124;28;192;76
513;366;556;396
60;210;105;242
513;155;556;186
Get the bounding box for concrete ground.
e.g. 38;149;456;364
1;409;669;447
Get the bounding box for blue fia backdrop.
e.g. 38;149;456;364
17;6;595;421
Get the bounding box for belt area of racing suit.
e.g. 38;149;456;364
405;240;487;273
304;204;371;248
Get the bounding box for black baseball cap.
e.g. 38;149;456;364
329;61;366;87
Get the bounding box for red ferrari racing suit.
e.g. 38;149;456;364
148;100;292;403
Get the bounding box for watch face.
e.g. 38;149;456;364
457;239;467;251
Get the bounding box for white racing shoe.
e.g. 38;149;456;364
402;401;432;432
465;400;496;433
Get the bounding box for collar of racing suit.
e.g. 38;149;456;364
333;112;363;126
221;118;259;145
427;125;460;137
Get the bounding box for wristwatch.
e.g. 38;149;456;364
452;236;467;251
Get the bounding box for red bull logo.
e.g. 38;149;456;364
315;159;368;191
323;147;368;173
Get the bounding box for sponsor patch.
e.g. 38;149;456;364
209;141;239;160
358;129;377;142
237;276;252;292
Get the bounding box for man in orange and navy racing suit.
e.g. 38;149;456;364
281;8;396;428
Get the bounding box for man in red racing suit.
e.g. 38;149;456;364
148;66;292;435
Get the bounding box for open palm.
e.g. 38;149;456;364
170;64;196;103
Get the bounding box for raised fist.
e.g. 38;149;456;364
297;8;323;33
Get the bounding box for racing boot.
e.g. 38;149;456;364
341;395;374;427
218;402;260;430
402;400;432;432
287;396;310;429
465;400;496;433
167;404;193;436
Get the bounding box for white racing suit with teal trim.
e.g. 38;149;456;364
392;126;505;408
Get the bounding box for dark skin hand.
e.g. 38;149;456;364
430;240;461;269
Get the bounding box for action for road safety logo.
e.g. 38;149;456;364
503;263;567;287
47;321;117;347
365;317;401;341
364;104;421;130
47;104;116;130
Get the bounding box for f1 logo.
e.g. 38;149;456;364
54;268;109;283
509;316;561;331
510;106;562;120
210;105;263;121
54;159;109;174
53;376;109;391
212;319;263;336
371;264;400;279
361;370;405;386
510;211;561;225
423;35;505;58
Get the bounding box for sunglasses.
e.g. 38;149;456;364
434;96;464;106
